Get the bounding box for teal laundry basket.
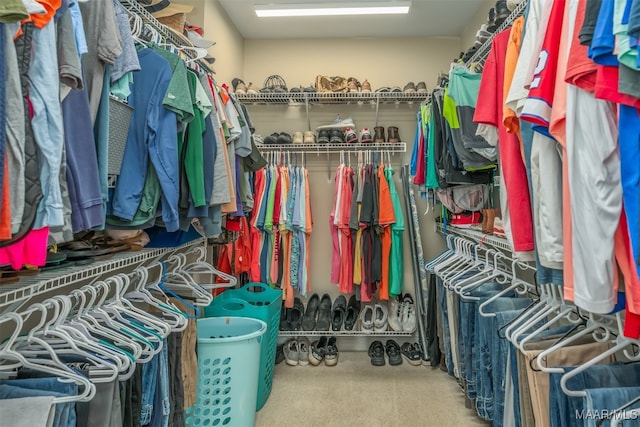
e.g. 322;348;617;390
205;282;282;411
186;317;266;427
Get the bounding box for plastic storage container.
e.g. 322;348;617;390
186;316;266;427
205;283;282;410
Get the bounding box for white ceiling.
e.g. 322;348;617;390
218;0;486;39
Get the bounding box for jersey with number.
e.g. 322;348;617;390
521;0;566;129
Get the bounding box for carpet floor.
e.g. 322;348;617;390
255;351;489;427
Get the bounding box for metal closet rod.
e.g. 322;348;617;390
465;0;529;68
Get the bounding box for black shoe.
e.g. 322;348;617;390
290;297;305;330
231;77;245;93
309;336;327;366
279;303;291;331
315;294;332;331
264;132;279;145
277;132;292;144
275;343;285;364
302;294;319;331
401;342;422;366
325;337;338;366
344;295;361;330
317;129;330;144
331;295;347;331
329;129;344;144
495;0;510;19
385;340;403;366
368;340;385;366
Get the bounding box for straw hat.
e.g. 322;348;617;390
143;0;193;19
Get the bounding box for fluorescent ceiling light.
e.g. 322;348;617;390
255;2;411;17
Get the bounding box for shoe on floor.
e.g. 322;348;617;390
275;343;285;364
303;131;316;144
368;340;385;366
401;342;422;366
309;336;327;366
297;337;311;366
284;339;299;366
415;342;430;366
292;131;304;144
331;295;347;331
359;128;373;143
388;294;403;332
317;129;330;144
401;294;417;333
359;304;375;332
325;336;339;366
302;293;319;331
344;295;361;330
344;128;358;144
374;303;389;332
385;340;403;366
316;294;332;331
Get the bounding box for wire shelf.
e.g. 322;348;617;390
236;92;428;105
434;222;512;252
279;330;415;337
257;142;407;153
0;238;205;311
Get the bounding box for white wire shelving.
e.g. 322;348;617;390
235;92;428;105
0;238;205;314
256;142;406;153
279;330;414;337
434;222;512;252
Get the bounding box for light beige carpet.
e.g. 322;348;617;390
256;352;489;427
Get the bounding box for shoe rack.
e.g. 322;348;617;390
278;330;415;337
235;91;427;132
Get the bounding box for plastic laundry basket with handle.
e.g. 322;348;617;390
204;282;281;411
185;316;266;427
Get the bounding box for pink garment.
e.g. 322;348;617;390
0;227;49;269
330;166;342;284
338;167;354;293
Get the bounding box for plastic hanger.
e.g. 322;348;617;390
508;284;565;346
478;258;535;318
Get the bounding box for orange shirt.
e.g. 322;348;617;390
30;0;60;29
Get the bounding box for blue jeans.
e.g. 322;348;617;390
550;363;640;427
437;277;455;377
0;377;78;427
141;351;159;425
142;342;171;427
585;386;640;427
29;19;65;228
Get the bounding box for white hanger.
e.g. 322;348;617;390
478;258;535;318
509;284;565;347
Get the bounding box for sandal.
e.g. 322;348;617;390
401;342;422;366
385;339;403;366
58;240;113;260
368;340;386;366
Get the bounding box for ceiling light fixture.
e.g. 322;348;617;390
254;1;411;18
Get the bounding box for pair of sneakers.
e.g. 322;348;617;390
309;336;338;367
344;128;373;144
292;131;316;144
283;337;311;366
388;293;417;333
368;340;402;366
360;303;388;332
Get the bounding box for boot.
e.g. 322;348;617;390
485;209;496;234
373;126;385;143
388;126;400;143
481;209;489;233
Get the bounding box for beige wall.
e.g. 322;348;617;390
460;0;496;51
242;37;458;302
185;0;244;85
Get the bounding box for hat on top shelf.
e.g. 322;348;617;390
185;23;216;48
142;0;193;19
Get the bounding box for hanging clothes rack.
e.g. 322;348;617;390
465;0;529;68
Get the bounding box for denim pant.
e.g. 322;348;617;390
0;377;78;427
141;341;171;427
437;277;455;377
29;19;65;228
585;386;640;427
550;363;640;427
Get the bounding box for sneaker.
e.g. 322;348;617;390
284;339;299;366
277;132;293;145
401;294;417;333
368;340;385;366
315;294;332;331
359;128;373;143
264;133;279;145
401;342;422;366
303;131;316;144
373;126;385;143
416;82;428;94
324;337;339;366
374;303;388;332
292;131;304;144
344;128;358;144
309;336;327;366
387;295;404;332
359;305;375;332
297;337;311;366
302;293;319;331
387;126;400;143
316;116;356;130
317;129;330;144
331;295;347;331
361;79;372;92
385;340;403;366
329;129;344;144
233;78;246;94
246;82;259;94
347;77;360;92
344;295;361;330
495;0;510;19
403;82;416;93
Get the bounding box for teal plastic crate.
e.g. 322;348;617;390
186;316;266;427
205;283;282;411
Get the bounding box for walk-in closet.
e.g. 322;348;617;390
1;0;639;426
